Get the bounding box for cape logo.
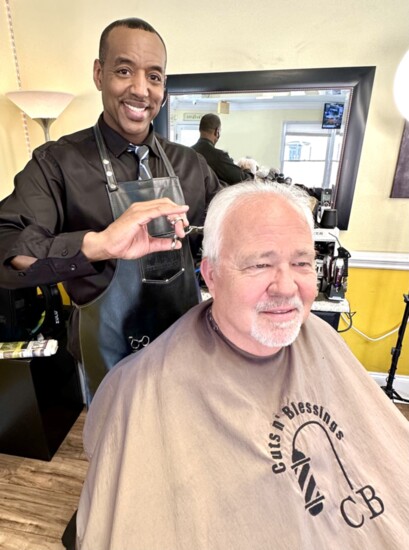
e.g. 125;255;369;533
268;400;385;529
128;335;150;351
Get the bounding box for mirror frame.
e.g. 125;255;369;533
155;66;376;230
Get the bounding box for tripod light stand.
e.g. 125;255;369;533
382;294;409;403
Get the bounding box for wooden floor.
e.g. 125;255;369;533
0;403;408;550
0;411;87;550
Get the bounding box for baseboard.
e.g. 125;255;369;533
349;251;409;270
370;371;409;401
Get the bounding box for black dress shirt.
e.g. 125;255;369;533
0;116;222;356
191;138;252;185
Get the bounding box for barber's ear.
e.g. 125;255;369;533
93;59;103;90
161;89;168;108
200;257;216;297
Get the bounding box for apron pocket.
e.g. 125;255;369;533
140;232;185;284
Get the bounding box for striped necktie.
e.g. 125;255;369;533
127;144;152;180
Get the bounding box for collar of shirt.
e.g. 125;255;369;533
198;137;215;148
97;114;160;159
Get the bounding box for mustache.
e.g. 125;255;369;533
255;297;304;312
123;97;150;106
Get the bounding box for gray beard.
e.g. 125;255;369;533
251;298;304;348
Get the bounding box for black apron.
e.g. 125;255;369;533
77;126;200;403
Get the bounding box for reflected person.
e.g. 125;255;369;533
192;113;253;185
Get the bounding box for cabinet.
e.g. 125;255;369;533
0;341;83;460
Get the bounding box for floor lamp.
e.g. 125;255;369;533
6;90;74;142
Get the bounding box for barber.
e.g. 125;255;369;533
0;17;222;404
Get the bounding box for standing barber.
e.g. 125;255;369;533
0;18;222;404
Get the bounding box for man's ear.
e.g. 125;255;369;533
200;257;216;297
161;89;168;108
93;59;103;91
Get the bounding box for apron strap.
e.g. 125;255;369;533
93;124;118;191
153;135;177;177
94;123;177;189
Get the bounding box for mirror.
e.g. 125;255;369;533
155;67;375;230
169;89;351;190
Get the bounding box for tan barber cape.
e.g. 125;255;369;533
77;300;409;550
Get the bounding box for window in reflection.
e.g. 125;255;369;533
281;122;344;188
170;123;199;146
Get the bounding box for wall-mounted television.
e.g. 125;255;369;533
322;102;345;129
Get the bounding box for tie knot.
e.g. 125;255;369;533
127;144;149;159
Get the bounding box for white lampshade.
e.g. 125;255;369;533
6;90;74;141
6;90;74;119
394;50;409;121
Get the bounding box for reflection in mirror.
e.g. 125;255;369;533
155;67;376;229
169;88;351;191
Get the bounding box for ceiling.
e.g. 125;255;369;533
170;89;351;112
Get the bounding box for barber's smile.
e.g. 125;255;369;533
123;101;149;120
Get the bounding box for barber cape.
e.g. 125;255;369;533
77;301;409;550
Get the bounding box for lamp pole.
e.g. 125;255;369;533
33;118;57;142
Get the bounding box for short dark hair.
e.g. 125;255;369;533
199;114;221;132
99;18;167;65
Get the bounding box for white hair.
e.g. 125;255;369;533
236;157;258;175
201;181;315;264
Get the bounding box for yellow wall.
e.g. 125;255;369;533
340;268;409;375
58;283;71;306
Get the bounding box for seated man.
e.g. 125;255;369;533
192;114;253;184
237;156;259;176
76;182;409;550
